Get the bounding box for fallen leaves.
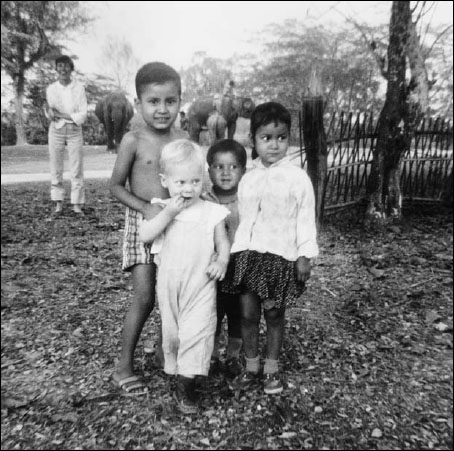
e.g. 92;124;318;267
367;267;386;278
1;182;453;450
278;431;297;439
371;427;383;438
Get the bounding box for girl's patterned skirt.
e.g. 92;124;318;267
222;250;306;309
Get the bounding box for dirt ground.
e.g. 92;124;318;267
1;177;452;450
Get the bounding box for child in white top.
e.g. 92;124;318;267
139;139;230;413
230;102;319;395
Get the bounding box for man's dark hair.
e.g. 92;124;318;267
135;62;181;99
207;139;247;168
55;55;75;71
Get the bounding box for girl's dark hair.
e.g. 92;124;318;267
135;62;181;99
206;139;247;168
250;102;291;159
55;55;74;71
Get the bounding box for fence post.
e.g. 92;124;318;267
301;71;328;227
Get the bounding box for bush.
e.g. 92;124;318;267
1;116;16;146
83;112;106;145
1;111;107;146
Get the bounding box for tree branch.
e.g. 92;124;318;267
333;6;388;79
425;24;453;58
24;27;50;70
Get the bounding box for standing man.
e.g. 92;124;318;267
44;55;87;215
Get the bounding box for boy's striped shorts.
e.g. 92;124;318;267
122;207;154;271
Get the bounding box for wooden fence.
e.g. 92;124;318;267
401;117;453;202
293;111;453;212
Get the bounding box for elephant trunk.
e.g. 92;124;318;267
111;108;126;147
207;112;228;145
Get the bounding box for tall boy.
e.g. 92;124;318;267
110;62;186;395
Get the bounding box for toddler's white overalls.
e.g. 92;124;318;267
150;199;229;376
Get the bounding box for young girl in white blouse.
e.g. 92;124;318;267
229;102;319;395
139;139;230;413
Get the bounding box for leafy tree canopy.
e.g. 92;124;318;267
1;1;92;76
181;14;452;120
1;0;92;144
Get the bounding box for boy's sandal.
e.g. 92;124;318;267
112;375;149;396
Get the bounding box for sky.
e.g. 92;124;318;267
68;0;453;79
1;0;452;107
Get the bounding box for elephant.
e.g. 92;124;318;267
187;94;255;145
95;91;134;152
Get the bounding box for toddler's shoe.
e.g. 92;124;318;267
53;201;63;216
174;375;198;414
263;372;284;395
224;356;243;378
194;375;210;394
229;370;260;391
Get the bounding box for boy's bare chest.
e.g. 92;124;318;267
134;143;162;171
137;153;160;170
129;152;166;198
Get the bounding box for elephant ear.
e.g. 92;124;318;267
125;101;134;121
94;99;104;123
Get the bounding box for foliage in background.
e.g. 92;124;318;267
235;21;385;114
179;15;452;120
1;0;92;145
424;28;453;120
98;35;142;95
180;52;234;104
1;61;121;146
1;2;452;146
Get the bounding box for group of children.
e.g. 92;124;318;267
110;62;318;414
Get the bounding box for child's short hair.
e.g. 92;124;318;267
55;55;74;71
250;102;291;159
250;102;291;139
160;139;205;174
206;139;247;168
135;62;181;99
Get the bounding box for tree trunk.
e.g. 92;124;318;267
366;1;411;221
13;73;28;146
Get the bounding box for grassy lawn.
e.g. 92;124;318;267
1;179;452;450
0;118;252;176
1;145;117;175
